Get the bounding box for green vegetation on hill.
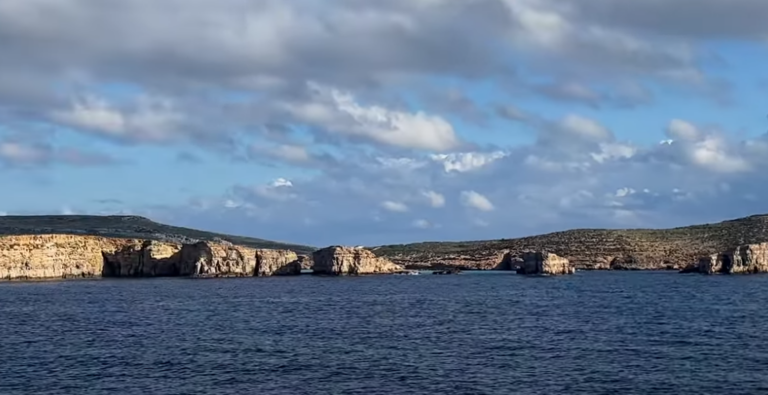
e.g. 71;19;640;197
0;215;316;255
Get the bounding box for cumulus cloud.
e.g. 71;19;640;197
283;83;461;151
0;140;116;168
1;0;767;247
421;190;446;208
51;95;185;143
430;151;508;173
460;191;495;212
381;201;409;213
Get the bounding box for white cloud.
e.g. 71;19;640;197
559;114;613;142
430;151;508;173
270;178;293;188
688;137;750;173
2;0;768;248
285;83;460;151
0;142;48;164
412;219;432;229
421;190;446;208
382;201;409;213
666;119;700;141
615;187;636;198
52;96;184;142
460;191;495;212
249;178;297;201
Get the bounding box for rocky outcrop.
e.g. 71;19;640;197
682;243;768;274
255;249;300;276
516;251;575;275
312;246;404;275
374;214;768;271
0;234;301;280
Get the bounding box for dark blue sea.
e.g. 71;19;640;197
2;272;768;395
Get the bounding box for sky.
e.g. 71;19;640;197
1;0;768;247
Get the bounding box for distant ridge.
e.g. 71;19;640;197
373;214;768;270
0;215;315;255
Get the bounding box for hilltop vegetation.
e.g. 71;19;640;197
0;215;316;255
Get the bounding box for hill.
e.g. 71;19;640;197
0;215;316;255
372;214;768;270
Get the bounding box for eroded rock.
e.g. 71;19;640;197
517;251;575;275
255;249;300;276
312;246;404;275
0;235;302;280
684;243;768;275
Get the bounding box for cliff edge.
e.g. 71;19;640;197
373;214;768;271
0;235;301;280
312;246;404;275
0;215;312;280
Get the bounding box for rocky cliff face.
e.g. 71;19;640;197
255;249;300;276
0;235;301;280
517;251;575;275
682;243;768;274
375;214;768;271
312;246;403;275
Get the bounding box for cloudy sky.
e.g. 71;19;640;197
1;0;768;247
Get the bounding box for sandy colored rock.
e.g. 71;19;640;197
375;214;768;271
685;243;768;275
517;251;575;275
255;249;300;276
0;235;302;280
312;246;404;275
103;240;183;277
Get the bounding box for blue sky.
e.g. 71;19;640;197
1;0;768;247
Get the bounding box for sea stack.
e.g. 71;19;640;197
312;246;404;275
517;251;575;275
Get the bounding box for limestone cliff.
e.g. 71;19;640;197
255;249;300;276
682;243;768;275
374;214;768;271
312;246;403;275
0;235;301;280
516;251;575;275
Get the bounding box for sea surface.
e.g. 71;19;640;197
2;271;768;395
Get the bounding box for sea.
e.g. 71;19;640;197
2;271;768;395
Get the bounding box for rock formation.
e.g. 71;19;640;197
312;246;404;275
516;251;575;275
374;214;768;271
682;243;768;275
0;234;301;280
255;249;301;276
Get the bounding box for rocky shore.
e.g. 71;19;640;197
516;251;575;275
681;242;768;275
5;213;768;280
312;246;403;275
0;235;303;280
0;235;403;281
373;214;768;271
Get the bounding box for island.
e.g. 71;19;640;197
3;213;768;280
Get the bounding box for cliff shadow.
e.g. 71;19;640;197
101;242;184;278
494;252;522;271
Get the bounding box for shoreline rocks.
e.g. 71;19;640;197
517;251;575;276
312;246;404;275
681;243;768;275
0;234;301;280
